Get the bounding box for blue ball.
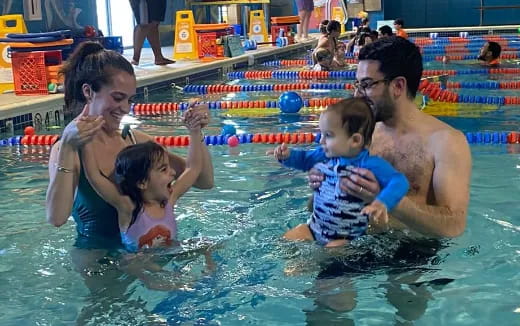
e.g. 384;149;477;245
221;124;237;135
278;91;303;113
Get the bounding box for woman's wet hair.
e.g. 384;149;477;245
487;41;502;59
59;41;134;113
319;20;329;34
115;141;166;226
326;20;341;34
356;32;371;46
326;98;376;147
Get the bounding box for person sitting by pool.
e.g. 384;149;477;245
269;98;409;247
347;31;373;57
81;110;203;252
356;18;371;35
378;25;393;38
333;42;347;69
314;20;342;67
45;41;214;250
369;30;379;42
478;41;501;66
312;48;334;71
393;18;408;39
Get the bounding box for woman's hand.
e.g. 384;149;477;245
339;167;381;203
187;99;210;128
61;105;104;149
183;108;203;132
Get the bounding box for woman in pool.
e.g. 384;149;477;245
45;41;214;249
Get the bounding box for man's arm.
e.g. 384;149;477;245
392;130;471;238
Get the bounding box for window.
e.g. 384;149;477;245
96;0;135;47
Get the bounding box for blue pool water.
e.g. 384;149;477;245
0;58;520;325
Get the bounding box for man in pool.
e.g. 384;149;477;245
478;41;501;66
309;36;472;239
305;35;471;322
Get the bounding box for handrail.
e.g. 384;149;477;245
475;6;520;10
406;25;520;33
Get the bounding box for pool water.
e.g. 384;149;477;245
1;57;520;325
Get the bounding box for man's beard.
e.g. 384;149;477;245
373;87;395;122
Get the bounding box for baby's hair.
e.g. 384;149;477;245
319;19;329;34
314;48;333;64
115;141;167;225
326;98;375;147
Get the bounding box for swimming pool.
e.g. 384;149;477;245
1;49;520;325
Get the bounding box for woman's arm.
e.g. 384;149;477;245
45;107;105;226
46;141;80;227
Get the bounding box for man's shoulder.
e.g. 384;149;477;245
428;123;469;161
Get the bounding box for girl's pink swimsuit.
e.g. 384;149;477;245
121;203;177;252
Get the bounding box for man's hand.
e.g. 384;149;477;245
340;167;381;203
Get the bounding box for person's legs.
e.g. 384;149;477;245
132;24;148;65
303;11;312;39
296;10;305;39
147;22;175;65
143;0;174;65
283;223;314;241
130;0;145;65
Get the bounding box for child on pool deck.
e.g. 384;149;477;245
269;98;409;247
82;108;204;252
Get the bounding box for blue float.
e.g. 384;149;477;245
278;91;304;113
222;124;237;135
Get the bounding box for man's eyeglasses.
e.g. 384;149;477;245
352;78;389;94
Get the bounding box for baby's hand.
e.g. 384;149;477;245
361;200;388;227
266;142;290;160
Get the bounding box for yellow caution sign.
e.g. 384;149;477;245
332;7;346;34
248;10;268;43
0;14;27;93
174;11;198;60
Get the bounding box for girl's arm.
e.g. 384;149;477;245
81;141;134;229
131;102;214;190
169;129;203;204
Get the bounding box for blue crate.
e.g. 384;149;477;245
103;36;124;53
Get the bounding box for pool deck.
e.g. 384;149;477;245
0;36;320;132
